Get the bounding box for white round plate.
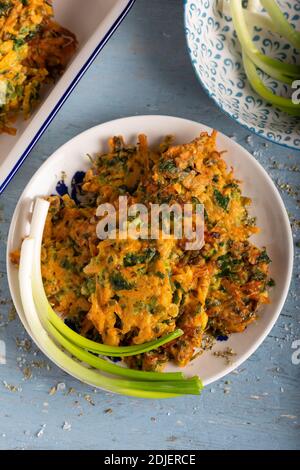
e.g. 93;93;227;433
6;115;293;388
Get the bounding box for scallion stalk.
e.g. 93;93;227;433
230;0;300;78
229;0;300;113
19;237;203;398
248;54;294;86
48;307;183;356
18;199;204;397
277;106;300;117
260;0;300;50
30;198;184;357
47;320;187;382
243;52;300;110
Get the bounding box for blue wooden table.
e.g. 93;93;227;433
0;0;299;450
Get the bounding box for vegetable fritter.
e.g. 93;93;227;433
0;0;77;134
26;132;272;370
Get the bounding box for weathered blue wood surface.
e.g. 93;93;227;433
0;0;299;450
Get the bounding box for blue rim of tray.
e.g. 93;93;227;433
0;0;136;195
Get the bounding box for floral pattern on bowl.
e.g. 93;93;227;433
184;0;300;149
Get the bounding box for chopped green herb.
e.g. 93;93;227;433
172;290;180;304
123;248;158;267
155;271;165;279
224;182;239;190
109;272;133;290
81;278;96;296
251;270;267;281
148;296;158;314
0;1;12;16
159;159;178;174
172;281;183;305
217;253;241;279
60;258;74;270
214;189;230;211
13;38;25;50
257;250;271;264
174;280;182;290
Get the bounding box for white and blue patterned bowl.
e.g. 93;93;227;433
184;0;300;149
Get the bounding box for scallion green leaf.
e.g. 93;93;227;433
260;0;300;50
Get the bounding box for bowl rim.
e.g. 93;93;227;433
183;0;300;151
6;115;294;390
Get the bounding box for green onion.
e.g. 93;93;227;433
247;54;294;86
19;237;203;398
17;198;204;398
47;321;188;382
260;0;300;50
243;52;300;110
48;308;183;356
277;106;300;117
229;0;300;113
222;2;276;34
47;321;201;393
30;198;184;357
230;0;300;79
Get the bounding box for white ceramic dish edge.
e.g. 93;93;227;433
6;115;294;391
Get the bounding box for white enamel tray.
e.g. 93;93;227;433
7;116;293;391
0;0;135;194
